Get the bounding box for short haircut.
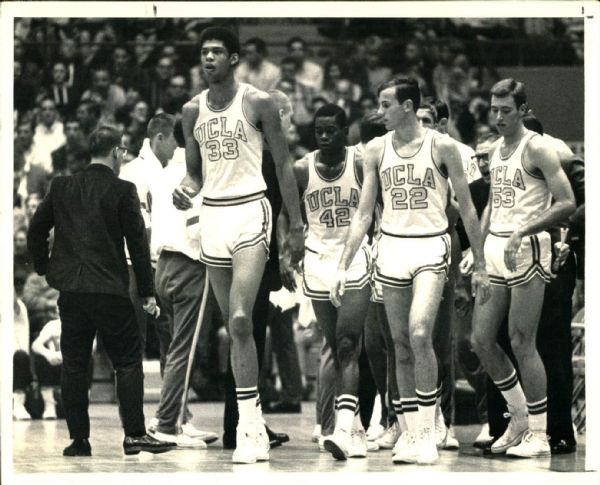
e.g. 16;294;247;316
360;113;387;144
314;103;347;129
245;37;267;56
522;112;544;135
147;113;176;139
78;100;101;119
199;27;241;58
88;125;122;158
377;76;420;112
286;36;306;50
280;56;299;68
267;89;291;111
432;99;449;121
490;78;527;110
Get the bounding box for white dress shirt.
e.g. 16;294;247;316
34;121;66;165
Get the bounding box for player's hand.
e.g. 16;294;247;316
551;242;570;276
279;252;298;292
46;351;63;366
330;269;347;308
504;231;523;272
142;296;160;318
172;185;196;210
471;266;490;305
459;249;474;276
287;226;305;265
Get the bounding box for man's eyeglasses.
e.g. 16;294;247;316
472;153;489;163
113;146;128;156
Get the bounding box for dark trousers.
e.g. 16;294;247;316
13;351;33;391
34;353;62;386
270;306;303;404
153;251;206;433
537;252;577;443
58;291;146;439
223;278;270;437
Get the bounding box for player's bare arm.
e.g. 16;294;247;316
503;137;576;271
330;138;381;307
173;99;202;210
437;136;490;303
253;91;305;264
277;157;309;291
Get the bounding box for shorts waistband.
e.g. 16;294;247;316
489;231;512;238
381;229;448;238
203;191;265;207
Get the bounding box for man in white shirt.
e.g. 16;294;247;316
286;36;324;91
235;37;281;92
124;114;218;447
34;98;66;168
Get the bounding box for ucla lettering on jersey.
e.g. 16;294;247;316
304;146;365;254
379;128;449;237
489;131;551;235
193;83;266;200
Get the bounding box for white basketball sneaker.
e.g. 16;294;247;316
376;420;401;449
417;426;439;465
506;430;551;458
490;410;528;454
181;422;219;444
254;422;270;461
312;424;322;443
392;431;419;464
150;429;207;449
232;424;258;464
323;429;351;460
348;427;368;458
444;426;459;450
435;408;448;448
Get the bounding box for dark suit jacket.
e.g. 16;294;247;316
27;163;154;299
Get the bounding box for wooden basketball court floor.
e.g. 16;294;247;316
11;402;586;475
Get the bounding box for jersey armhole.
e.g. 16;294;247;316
241;85;262;132
521;133;545;180
431;133;449;179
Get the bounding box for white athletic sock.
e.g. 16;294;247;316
527;398;548;433
353;403;364;431
392;399;408;432
256;395;266;424
494;370;527;413
236;386;258;425
400;397;419;432
416;388;437;430
336;394;358;432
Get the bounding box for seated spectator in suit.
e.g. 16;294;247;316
51;118;88;174
75;100;101;139
46;62;79;120
22;271;59;342
161;76;189;117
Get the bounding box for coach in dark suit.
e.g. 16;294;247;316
27;125;175;457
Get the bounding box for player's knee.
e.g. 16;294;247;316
409;326;432;351
510;330;535;358
229;312;253;340
470;331;491;357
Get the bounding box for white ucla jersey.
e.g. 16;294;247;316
379;128;449;236
489;131;551;235
193;83;266;200
304;146;364;254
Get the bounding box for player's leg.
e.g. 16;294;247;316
409;270;446;464
505;275;550;457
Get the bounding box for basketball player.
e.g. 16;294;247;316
280;104;371;460
331;77;489;465
172;27;304;464
470;79;575;458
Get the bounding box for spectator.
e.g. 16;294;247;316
13;295;33;420
46;61;79;119
75;100;101;138
14;226;34;297
347;93;378;146
364;37;393;95
51;118;89;174
276;56;315;147
161;75;189;116
14;59;37;119
396;40;432;96
141;57;175;113
34;99;66;165
80;68;127;125
235;37;281;92
110;46;142;92
286;36;324;91
159;43;188;78
321;59;362;104
126;100;151;155
286;123;309;160
31;318;65;420
57;36;88;95
14;121;51;202
432;42;459;103
22;271;59;342
332;78;362;125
